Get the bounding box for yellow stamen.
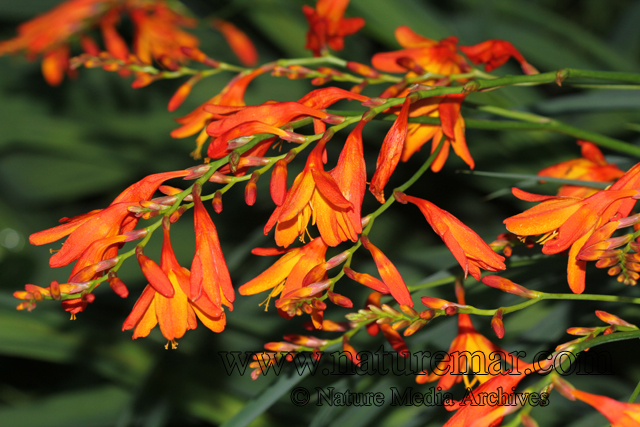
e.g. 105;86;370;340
165;339;179;350
70;313;76;320
259;281;285;311
536;230;558;244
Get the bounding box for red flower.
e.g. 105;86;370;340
239;237;328;299
212;19;258;67
265;126;364;247
123;218;226;345
503;182;640;293
302;0;365;56
29;170;188;269
396;192;506;280
568;388;640;426
538;140;625;198
370;98;411;203
360;235;412;307
189;183;234;312
417;283;523;390
372;26;469;75
460;39;538;75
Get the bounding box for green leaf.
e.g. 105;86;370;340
221;366;311;427
0;386;129;427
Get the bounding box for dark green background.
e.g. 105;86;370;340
1;1;640;426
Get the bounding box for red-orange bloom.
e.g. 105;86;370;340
171;67;268;158
372;26;469;75
460;39;538;75
417;284;523;390
29;170;188;268
238;237;329;306
360;235;412;307
442;362;539;427
123;219;226;344
396;193;506;280
503;183;640;293
400;94;472;172
212;19;258;67
302;0;365;56
567;388;640;426
370;97;411;203
0;0;115;85
538;140;625;198
189;184;234;312
265;125;365;247
129;2;198;65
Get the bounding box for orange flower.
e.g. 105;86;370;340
170;67;268;146
567;388;640;426
265;125;364;248
401;94;472;172
360;235;412;306
29;170;188;268
238;237;329;308
0;0;115;85
211;19;258;67
370;97;411;203
460;39;538;75
503;184;640;293
302;0;365;56
442;361;540;427
416;283;523;390
372;26;469;75
396;192;505;280
123;218;226;346
189;183;234;311
129;2;198;65
538;140;625;198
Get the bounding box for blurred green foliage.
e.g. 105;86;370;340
1;0;640;426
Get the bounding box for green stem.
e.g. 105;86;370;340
459;292;640;317
629;378;640;403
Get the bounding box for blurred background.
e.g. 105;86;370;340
1;0;640;426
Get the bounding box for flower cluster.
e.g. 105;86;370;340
6;0;640;425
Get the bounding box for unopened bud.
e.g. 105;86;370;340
184;164;210;180
208;171;234;183
327;291;352;308
212;191;223;213
169;205;187;223
595;310;637;328
325;251;350;269
404;319;427;336
282;131;307;143
491;309;505;339
108;274;128;298
361;97;386;107
82;292;96;303
245;172;259;206
322;114;345;125
50;280;61;300
361;109;378;123
399;305;418;317
381;304;402;317
270;159;288;206
481;275;539;299
391;319;411;330
346;61;381;78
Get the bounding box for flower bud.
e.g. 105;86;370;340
108;274;129;298
327;291;352;308
491;309;505;339
481;275;539;299
595;310;637;328
184;164;210;180
244;172;259;206
212;191;223;213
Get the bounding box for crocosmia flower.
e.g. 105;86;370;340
123;218;226;347
396;192;505;280
302;0;365;56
